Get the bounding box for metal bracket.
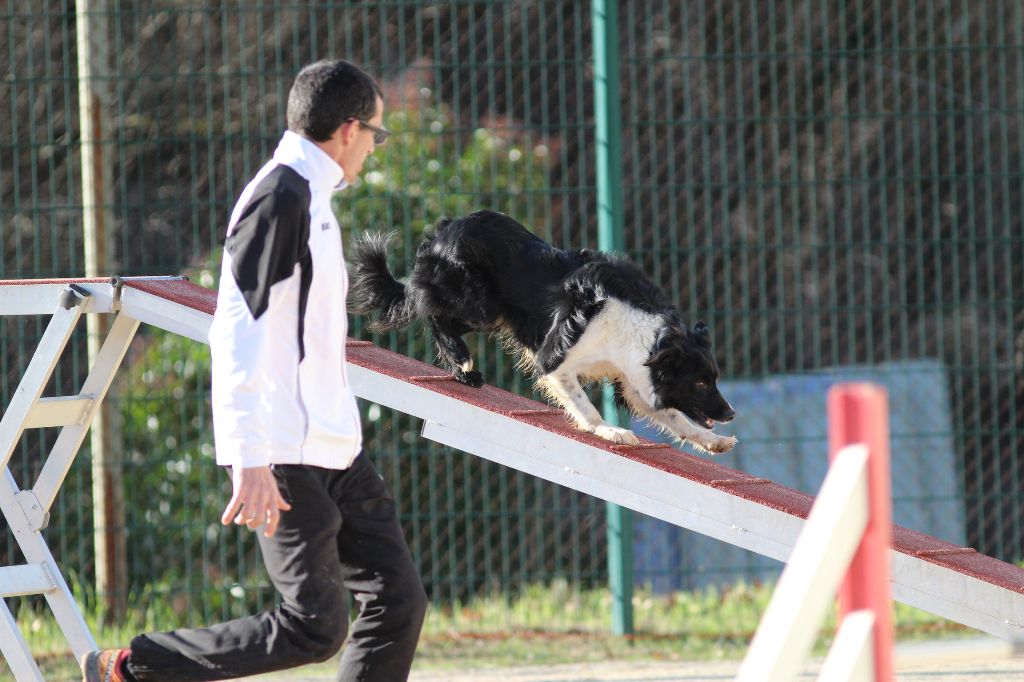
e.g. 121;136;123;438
14;490;49;531
58;283;91;310
110;275;125;311
110;275;188;312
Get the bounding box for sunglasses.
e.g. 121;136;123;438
352;118;390;145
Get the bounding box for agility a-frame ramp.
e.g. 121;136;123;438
1;277;1023;680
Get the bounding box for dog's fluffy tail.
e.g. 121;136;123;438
348;231;413;331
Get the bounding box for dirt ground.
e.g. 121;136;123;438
244;637;1024;681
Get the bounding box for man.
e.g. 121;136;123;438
82;59;427;682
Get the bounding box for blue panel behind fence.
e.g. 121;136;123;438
632;359;965;592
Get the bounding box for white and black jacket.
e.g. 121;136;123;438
209;131;362;470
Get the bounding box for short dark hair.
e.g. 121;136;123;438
286;59;382;142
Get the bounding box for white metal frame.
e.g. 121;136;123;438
2;278;1023;680
0;281;144;680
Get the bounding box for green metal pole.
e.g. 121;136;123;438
592;0;633;636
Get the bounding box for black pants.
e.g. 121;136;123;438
126;453;428;681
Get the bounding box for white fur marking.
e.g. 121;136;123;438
539;300;737;453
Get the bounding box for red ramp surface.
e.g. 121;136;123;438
3;276;1022;642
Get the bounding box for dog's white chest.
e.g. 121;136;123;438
560;299;661;380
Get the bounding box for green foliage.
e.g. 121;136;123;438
337;88;554;395
335;86;552;258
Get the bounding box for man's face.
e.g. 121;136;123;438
335;96;384;181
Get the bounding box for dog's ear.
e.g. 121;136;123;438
692;320;711;349
645;327;692;373
645;343;684;373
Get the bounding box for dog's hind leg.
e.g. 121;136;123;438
430;317;484;388
538;372;640;445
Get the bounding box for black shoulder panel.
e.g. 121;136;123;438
225;165;311;320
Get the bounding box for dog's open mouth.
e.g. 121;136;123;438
688;411;715;430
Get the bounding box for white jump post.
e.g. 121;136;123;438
736;383;893;682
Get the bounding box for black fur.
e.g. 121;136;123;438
349;210;737;452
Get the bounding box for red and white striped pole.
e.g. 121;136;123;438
828;383;894;682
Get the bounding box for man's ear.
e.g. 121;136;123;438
335;119;357;146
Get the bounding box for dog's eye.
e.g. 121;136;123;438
695;381;708;390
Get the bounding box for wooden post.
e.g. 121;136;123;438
76;0;126;623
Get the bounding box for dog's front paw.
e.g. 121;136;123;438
701;434;738;454
592;424;641;445
453;369;484;388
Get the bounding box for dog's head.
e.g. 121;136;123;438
645;320;735;429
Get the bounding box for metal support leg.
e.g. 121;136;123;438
0;598;45;682
0;302;85;471
2;470;99;661
35;313;140;509
0;287;140;676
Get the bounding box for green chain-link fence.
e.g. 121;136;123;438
3;0;1022;639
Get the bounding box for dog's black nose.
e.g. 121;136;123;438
719;405;735;422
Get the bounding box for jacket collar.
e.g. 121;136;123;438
273;130;347;191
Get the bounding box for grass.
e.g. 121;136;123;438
4;579;972;680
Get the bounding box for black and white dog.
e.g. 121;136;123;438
348;210;737;454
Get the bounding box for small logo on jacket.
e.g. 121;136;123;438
321;222;331;231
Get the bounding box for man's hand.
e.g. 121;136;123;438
221;465;292;537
